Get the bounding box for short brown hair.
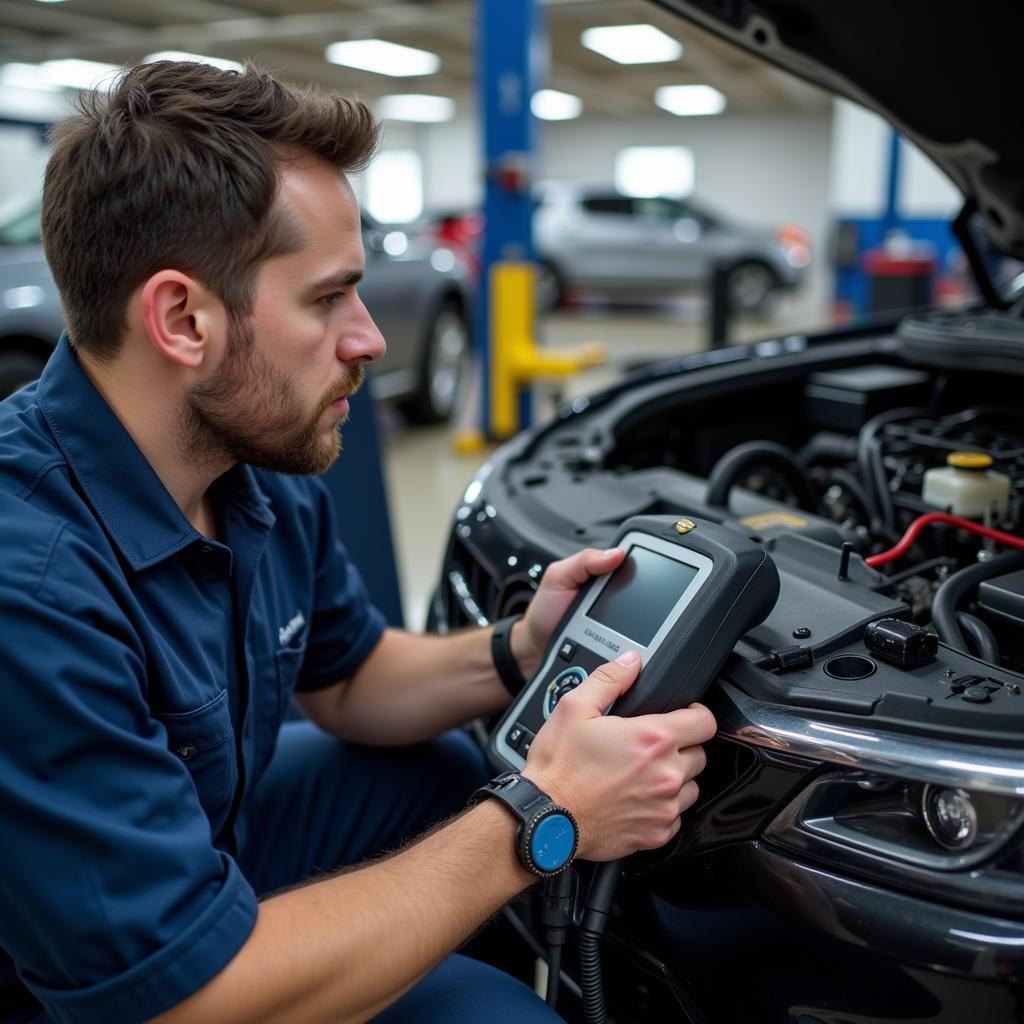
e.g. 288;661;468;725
42;61;380;361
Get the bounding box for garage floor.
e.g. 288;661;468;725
381;296;822;629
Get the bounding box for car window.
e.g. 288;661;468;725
632;197;690;222
581;196;633;217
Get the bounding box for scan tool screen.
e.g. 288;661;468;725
586;545;700;646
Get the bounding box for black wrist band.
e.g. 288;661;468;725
491;615;528;697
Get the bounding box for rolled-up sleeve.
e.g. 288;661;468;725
0;529;258;1024
294;480;386;692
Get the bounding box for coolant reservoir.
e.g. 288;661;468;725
922;451;1010;519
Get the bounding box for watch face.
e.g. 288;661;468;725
529;811;577;873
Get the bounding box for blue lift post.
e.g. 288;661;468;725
475;0;541;438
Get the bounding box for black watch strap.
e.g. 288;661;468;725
470;772;579;876
491;615;528;697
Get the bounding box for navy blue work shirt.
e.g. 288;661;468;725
0;337;386;1023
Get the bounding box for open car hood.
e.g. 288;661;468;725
653;1;1024;259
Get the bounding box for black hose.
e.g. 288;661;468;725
705;441;822;514
579;861;622;1024
545;944;563;1007
856;407;929;532
798;431;859;467
932;551;1024;653
956;611;1001;664
579;931;606;1024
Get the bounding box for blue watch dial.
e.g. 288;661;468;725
530;812;576;872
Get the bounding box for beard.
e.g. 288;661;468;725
180;316;365;476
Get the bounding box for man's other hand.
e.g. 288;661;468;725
513;547;626;674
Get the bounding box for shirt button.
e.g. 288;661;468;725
200;545;213;554
176;744;197;760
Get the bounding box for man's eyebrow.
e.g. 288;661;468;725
307;269;364;294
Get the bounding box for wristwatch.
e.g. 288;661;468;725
471;772;578;877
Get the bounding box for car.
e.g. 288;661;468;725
430;3;1024;1022
419;187;810;314
0;195;474;423
533;185;809;313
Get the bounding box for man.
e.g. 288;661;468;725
0;62;715;1023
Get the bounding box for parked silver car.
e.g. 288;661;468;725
0;195;473;423
532;184;810;313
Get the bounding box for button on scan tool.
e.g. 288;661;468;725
544;666;588;719
558;640;577;661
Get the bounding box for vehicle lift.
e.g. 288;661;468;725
463;0;604;448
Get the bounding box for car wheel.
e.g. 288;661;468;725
727;261;780;316
0;349;48;400
401;300;470;424
535;261;565;312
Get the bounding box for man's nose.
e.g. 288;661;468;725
337;295;387;365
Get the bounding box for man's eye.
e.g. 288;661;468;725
321;291;345;308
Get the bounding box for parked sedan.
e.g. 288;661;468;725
0;197;473;423
422;188;810;314
534;186;809;313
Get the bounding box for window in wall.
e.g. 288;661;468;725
365;149;423;223
614;146;695;199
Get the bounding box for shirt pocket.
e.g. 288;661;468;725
252;645;306;778
155;688;237;836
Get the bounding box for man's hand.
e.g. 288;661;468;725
512;547;626;676
523;651;717;861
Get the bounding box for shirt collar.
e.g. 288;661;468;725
37;334;274;571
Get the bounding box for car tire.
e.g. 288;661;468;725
0;349;48;400
400;299;470;424
535;261;566;312
726;261;781;316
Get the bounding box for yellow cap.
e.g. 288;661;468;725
948;451;993;470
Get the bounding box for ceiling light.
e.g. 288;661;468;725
581;24;682;65
145;51;243;72
325;39;440;77
531;89;582;121
0;64;61;92
655;84;727;116
376;93;454;122
41;59;121;92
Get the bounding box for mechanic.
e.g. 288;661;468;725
0;61;715;1024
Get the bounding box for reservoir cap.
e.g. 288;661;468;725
948;451;993;471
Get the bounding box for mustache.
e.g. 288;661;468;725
315;365;366;417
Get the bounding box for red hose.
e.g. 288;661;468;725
865;512;1024;568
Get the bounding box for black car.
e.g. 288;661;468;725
432;3;1024;1021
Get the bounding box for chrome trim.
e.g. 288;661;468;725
447;570;489;628
716;680;1024;797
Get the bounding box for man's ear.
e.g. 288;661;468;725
139;271;225;370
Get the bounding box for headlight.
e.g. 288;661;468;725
922;785;978;851
766;770;1024;871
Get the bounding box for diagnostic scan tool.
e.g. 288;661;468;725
490;515;780;772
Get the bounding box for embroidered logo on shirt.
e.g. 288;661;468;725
278;610;306;646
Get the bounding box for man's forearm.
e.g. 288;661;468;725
299;624;540;746
152;800;530;1024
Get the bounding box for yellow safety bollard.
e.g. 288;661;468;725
489;261;605;439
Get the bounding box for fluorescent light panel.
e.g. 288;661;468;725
581;24;682;65
655;84;727;116
325;39;440;77
377;93;454;122
531;89;582;121
0;59;121;92
145;51;244;72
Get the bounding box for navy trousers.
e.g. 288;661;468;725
238;721;564;1023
